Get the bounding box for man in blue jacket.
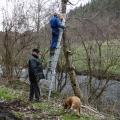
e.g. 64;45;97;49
28;48;45;102
50;13;65;56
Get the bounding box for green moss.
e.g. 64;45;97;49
0;86;20;100
0;85;27;101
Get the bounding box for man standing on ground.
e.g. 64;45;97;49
28;48;45;102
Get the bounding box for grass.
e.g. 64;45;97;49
0;83;97;120
71;40;120;75
6;80;29;92
0;80;117;120
14;111;24;119
0;86;21;100
63;114;95;120
0;80;29;101
32;102;96;120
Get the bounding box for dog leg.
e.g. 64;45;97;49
77;107;81;117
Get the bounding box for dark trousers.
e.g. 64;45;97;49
48;48;56;69
50;48;55;57
51;32;59;49
29;81;40;101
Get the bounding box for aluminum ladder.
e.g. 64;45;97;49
47;19;65;100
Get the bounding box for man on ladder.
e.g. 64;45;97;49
47;12;65;100
50;13;65;59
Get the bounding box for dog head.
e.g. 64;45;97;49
63;97;72;109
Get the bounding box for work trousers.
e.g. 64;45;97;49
29;81;40;101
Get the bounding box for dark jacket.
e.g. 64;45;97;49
28;54;45;82
50;15;64;49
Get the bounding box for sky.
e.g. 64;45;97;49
0;0;91;30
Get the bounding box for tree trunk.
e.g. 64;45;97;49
61;0;84;103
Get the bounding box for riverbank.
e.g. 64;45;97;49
0;81;104;120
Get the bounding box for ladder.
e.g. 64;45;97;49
47;19;65;100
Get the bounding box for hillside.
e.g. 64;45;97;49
0;80;106;120
71;0;120;18
67;0;120;43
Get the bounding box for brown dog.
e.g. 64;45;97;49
63;96;81;117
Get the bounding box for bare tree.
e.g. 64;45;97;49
69;14;120;105
61;0;84;103
0;1;35;79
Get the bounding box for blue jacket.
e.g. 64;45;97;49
50;15;64;48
